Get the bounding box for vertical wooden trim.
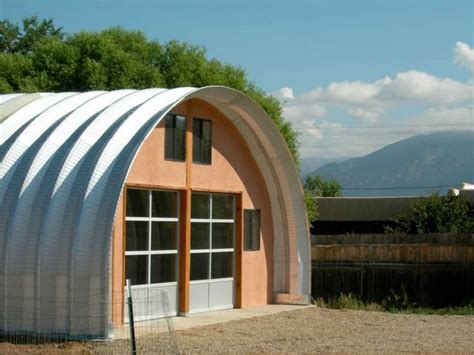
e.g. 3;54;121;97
178;190;190;314
235;192;244;308
178;100;193;315
186;100;193;185
112;186;126;326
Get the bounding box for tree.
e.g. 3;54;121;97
385;193;474;234
304;175;342;197
0;17;300;166
304;175;342;223
0;16;63;54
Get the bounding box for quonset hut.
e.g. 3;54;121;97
0;87;310;338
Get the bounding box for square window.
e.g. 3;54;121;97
152;190;178;217
244;209;261;251
150;255;177;284
190;253;209;281
212;223;233;249
211;252;233;279
126;189;149;217
165;114;186;161
192;118;212;164
151;222;177;250
212;194;234;219
191;193;210;219
191;223;210;249
126;255;148;285
126;221;148;251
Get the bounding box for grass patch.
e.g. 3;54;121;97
313;293;474;315
314;294;384;312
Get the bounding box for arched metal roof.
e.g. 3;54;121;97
0;86;310;337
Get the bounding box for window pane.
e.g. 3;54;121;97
191;193;210;219
126;221;148;251
192;119;201;162
212;194;234;219
244;209;260;251
126;189;149;217
191;223;210;249
165;114;185;161
126;255;148;285
150;255;177;284
165;114;175;160
211;252;233;279
151;222;177;250
212;223;233;249
202;120;212;164
244;210;252;250
175;115;186;161
190;253;209;281
251;210;261;250
152;190;178;217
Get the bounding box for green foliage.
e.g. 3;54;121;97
0;16;63;54
304;175;342;197
384;193;474;234
303;175;342;223
314;293;474;315
0;17;299;166
304;190;318;223
313;293;384;312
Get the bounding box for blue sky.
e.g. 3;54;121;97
1;0;473;160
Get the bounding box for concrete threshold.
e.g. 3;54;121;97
113;304;312;339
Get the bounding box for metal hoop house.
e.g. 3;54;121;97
0;87;310;337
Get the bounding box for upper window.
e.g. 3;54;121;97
244;209;261;251
192;118;212;164
165;114;186;161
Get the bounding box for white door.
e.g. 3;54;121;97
189;193;235;313
124;188;179;321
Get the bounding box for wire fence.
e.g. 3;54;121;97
0;281;179;354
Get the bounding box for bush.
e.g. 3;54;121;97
384;193;474;234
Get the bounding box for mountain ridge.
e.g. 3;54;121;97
309;131;474;196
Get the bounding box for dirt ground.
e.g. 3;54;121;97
1;307;473;354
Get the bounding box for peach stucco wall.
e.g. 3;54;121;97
112;99;274;322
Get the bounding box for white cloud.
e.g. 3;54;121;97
409;105;474;127
275;70;472;127
272;42;474;160
346;107;378;123
270;87;294;101
375;70;473;104
454;41;474;73
283;102;327;123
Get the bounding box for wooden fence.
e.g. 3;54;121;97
311;233;474;307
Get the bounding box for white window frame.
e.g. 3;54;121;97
190;193;235;284
125;189;180;287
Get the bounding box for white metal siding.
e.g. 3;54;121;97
0;86;310;338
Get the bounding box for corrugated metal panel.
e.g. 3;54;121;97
0;87;310;337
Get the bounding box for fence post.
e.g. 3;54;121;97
126;279;137;355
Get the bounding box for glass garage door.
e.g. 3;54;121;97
190;193;235;313
124;189;179;321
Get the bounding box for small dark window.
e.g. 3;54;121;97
244;209;260;251
165;114;186;161
192;118;212;164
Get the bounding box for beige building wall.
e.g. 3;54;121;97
112;99;274;324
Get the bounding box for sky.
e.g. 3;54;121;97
1;0;473;162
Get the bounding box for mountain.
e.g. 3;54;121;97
300;156;351;177
309;131;474;197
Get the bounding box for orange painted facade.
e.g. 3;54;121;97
112;99;274;324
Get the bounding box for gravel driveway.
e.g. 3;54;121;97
1;306;473;354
